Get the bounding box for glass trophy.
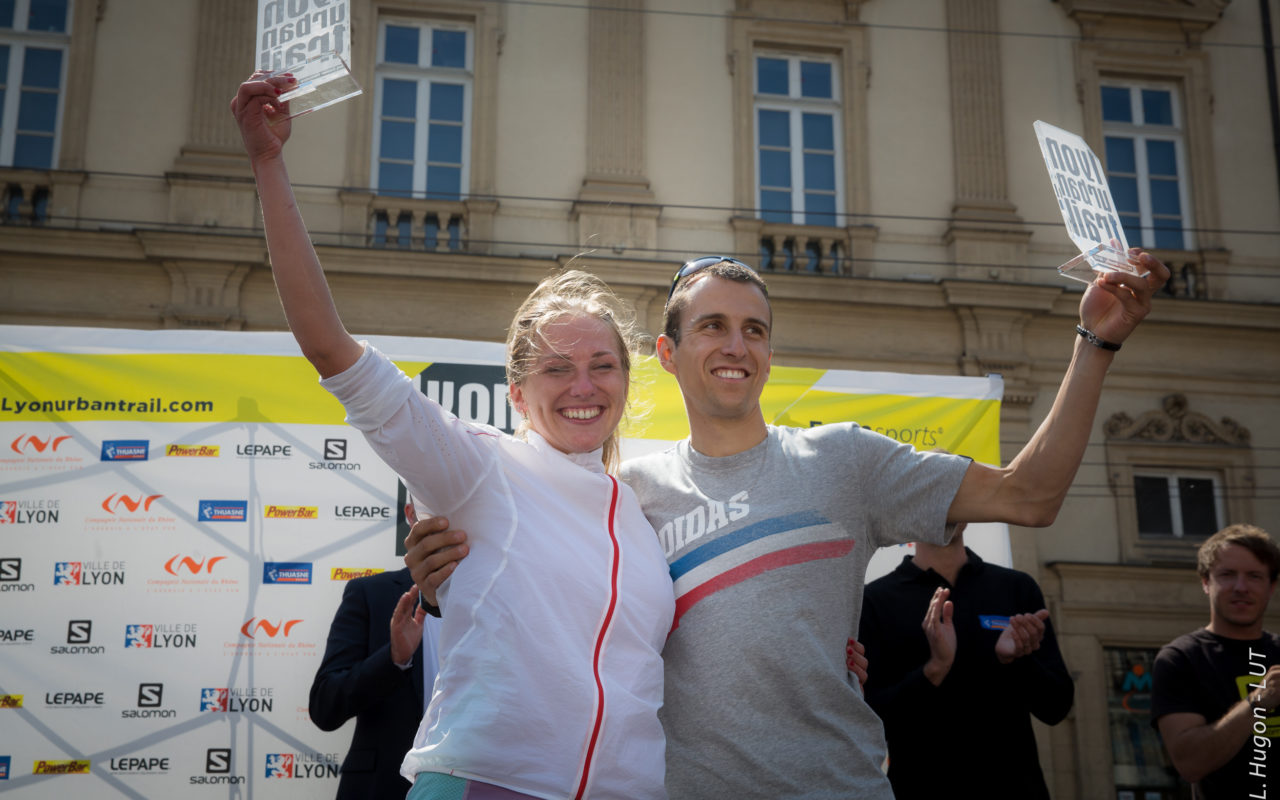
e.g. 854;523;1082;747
1057;242;1148;285
1033;120;1149;285
266;51;362;125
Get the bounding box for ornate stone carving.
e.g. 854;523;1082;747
1104;393;1250;445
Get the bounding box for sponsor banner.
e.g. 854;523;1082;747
0;325;1002;798
32;759;90;775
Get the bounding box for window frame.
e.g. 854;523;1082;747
1099;80;1195;251
371;17;474;201
1131;467;1225;540
0;0;72;170
752;51;845;228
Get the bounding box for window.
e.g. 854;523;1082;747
754;53;842;227
373;19;471;199
1134;471;1223;539
1105;647;1185;799
0;0;69;169
1100;83;1192;250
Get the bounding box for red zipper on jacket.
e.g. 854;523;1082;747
573;475;622;800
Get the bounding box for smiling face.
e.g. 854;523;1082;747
657;275;773;428
1203;543;1278;638
508;314;628;456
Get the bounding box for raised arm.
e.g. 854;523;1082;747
230;74;363;378
948;251;1170;527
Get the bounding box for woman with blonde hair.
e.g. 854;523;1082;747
232;73;672;800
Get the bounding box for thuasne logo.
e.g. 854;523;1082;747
101;440;149;461
262;563;311;585
198;501;247;522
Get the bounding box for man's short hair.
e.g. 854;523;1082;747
1196;524;1280;582
662;261;770;345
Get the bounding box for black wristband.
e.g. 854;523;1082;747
1076;325;1121;352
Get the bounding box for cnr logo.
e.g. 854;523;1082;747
239;618;303;639
101;493;163;514
11;434;72;454
164;555;226;576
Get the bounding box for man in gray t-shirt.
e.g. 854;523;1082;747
408;254;1168;798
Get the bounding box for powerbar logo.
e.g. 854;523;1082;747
199;688;274;713
101;440;148;461
263;562;312;584
33;759;90;775
0;695;23;708
166;444;219;457
263;506;317;520
265;753;340;779
199;501;247;522
331;567;383;581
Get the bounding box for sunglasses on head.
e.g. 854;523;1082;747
666;256;758;303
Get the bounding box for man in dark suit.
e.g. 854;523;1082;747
310;564;441;799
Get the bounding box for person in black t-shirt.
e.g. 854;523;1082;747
1152;524;1280;799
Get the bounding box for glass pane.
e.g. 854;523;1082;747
804;193;837;227
1153;220;1184;250
758;109;789;147
22;48;62;88
1105;648;1179;790
1135;476;1173;536
428;123;462;164
0;0;14;28
803;152;835;192
1100;86;1131;123
758;149;790;189
1104;137;1136;173
379;120;415;160
0;43;9;82
800;61;831;99
426;165;461;199
385;25;420;65
17;89;56;130
1150;179;1181;216
757;57;787;95
378;162;413;197
1110;176;1139;214
382;79;417;119
1119;214;1142;246
432;29;467;68
760;189;791;223
1178;478;1217;537
13;133;53;168
429;83;463;122
1142;89;1173;126
1146;140;1178;177
28;0;67;32
802;113;833;151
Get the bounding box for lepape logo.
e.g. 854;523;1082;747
10;434;72;454
240;618;303;639
236;444;291;458
164;555;226;575
101;493;163;514
108;756;169;774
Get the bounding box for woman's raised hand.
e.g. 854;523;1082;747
229;72;297;165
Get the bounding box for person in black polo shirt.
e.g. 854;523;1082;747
1152;524;1280;799
860;522;1073;799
